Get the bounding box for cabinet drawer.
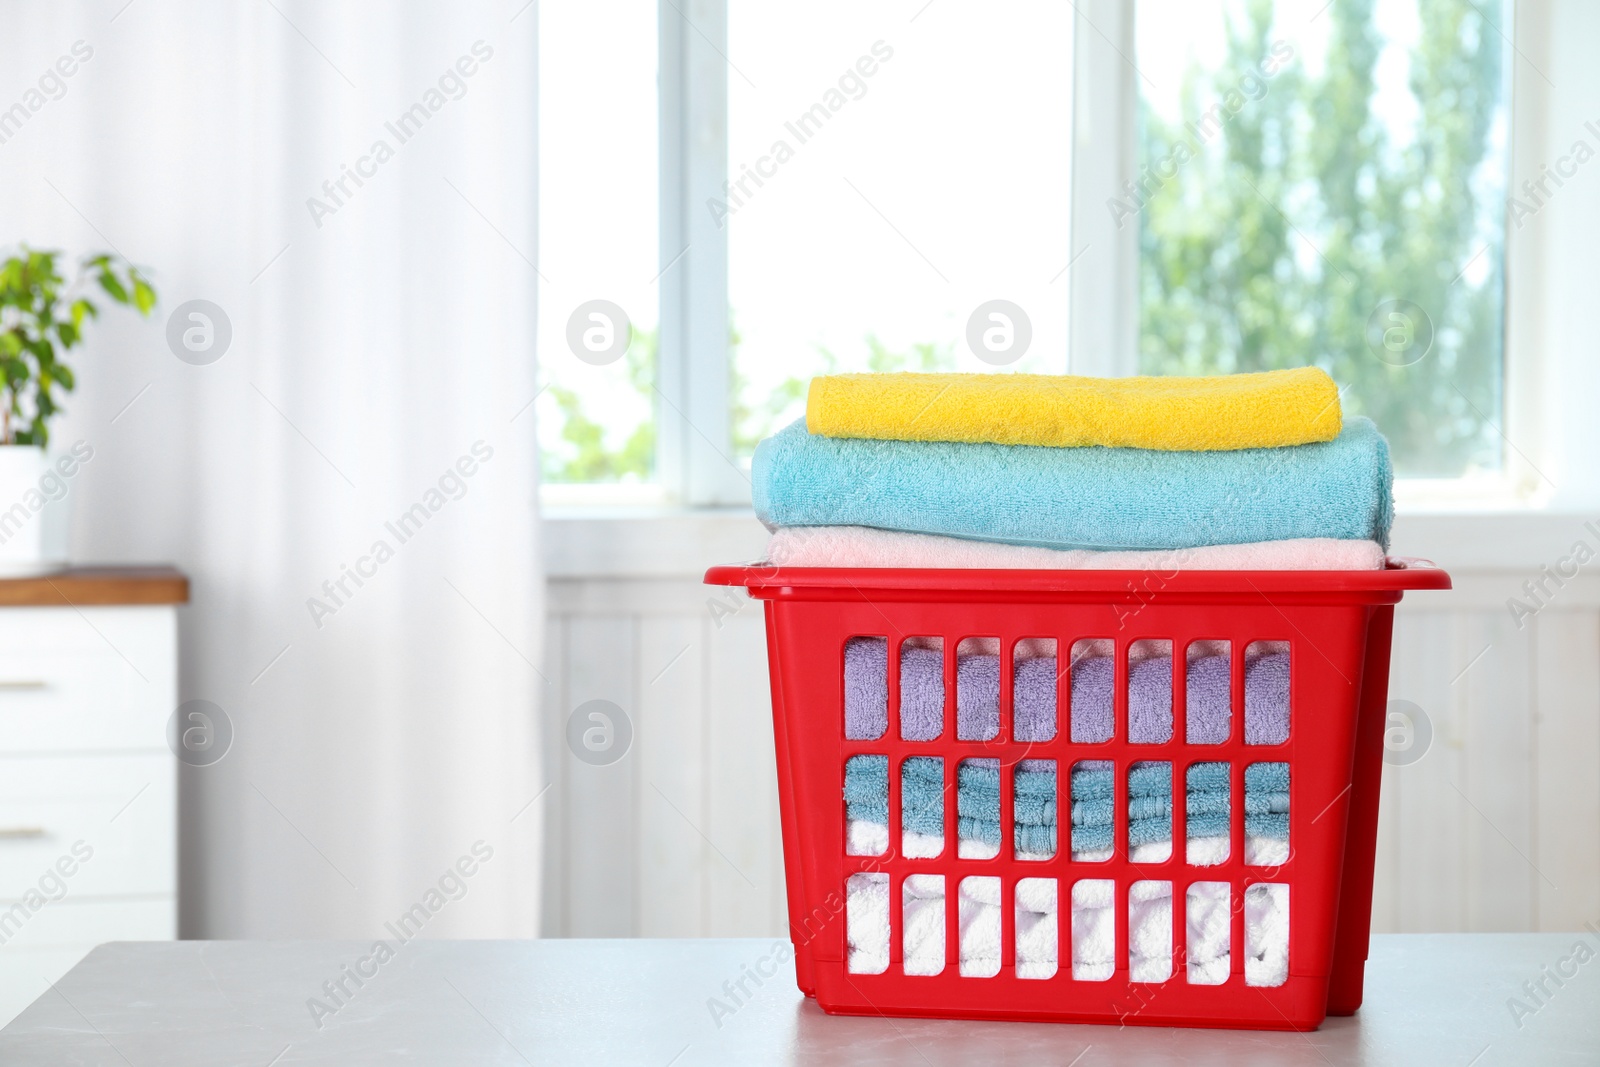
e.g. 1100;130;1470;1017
0;656;168;753
0;607;175;661
0;607;176;754
0;754;174;900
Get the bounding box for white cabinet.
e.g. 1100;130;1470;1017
0;572;184;1026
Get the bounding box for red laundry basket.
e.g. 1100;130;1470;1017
704;560;1449;1031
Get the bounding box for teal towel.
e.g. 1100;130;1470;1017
844;756;1290;853
753;416;1393;550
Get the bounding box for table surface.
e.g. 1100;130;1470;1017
0;934;1595;1065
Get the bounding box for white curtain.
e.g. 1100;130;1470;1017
0;1;544;937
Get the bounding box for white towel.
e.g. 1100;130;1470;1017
902;876;947;976
766;525;1386;571
855;832;1270;868
849;824;1289;868
844;849;1290;986
852;822;1061;863
1245;882;1291;986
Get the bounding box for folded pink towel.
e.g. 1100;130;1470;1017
765;526;1385;570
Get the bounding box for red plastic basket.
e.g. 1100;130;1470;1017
705;560;1449;1031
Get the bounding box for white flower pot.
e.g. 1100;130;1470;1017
0;445;65;574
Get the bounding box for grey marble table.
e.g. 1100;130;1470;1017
0;934;1595;1065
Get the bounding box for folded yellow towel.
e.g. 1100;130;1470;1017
805;367;1342;451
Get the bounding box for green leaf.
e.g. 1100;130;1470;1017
0;248;159;448
97;270;130;304
131;276;156;315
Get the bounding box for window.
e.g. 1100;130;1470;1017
726;2;1075;462
538;1;1522;502
1134;0;1512;479
536;0;660;489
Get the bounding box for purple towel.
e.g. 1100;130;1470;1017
843;640;1057;741
843;636;889;739
1183;654;1230;744
1069;652;1285;744
1069;655;1175;744
1243;650;1289;745
889;643;1062;742
952;653;1061;742
900;645;944;741
843;637;1290;744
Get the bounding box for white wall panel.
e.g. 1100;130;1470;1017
636;616;708;937
562;617;637;937
1533;610;1600;930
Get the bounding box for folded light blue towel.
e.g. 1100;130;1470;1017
844;756;1289;853
753;416;1393;550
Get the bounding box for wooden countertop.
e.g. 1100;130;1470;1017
0;565;188;606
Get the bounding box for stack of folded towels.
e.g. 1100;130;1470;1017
746;368;1384;985
752;365;1393;568
839;638;1290;983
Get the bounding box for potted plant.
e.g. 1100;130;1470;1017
0;248;155;572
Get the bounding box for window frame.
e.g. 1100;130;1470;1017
637;0;1540;508
1502;0;1550;503
657;0;745;507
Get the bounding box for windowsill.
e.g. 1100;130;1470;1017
539;482;671;509
542;498;1594;578
542;503;768;579
1393;475;1550;513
